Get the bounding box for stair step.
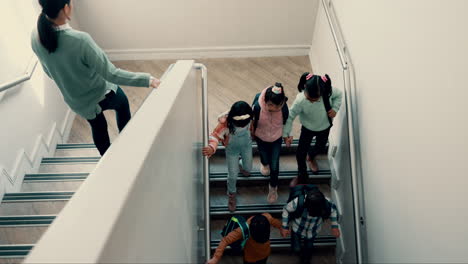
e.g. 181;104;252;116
209;155;330;175
0;226;48;244
209;170;331;186
0;216;55;226
56;144;96;149
2;192;74;202
0;245;33;259
38;163;96;174
0;201;68;216
209;184;330;208
218;249;335;263
211;237;336;249
210;203;284;216
20;181;83;193
41;157;100;164
23;173;89;182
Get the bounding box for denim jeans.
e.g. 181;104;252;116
296;126;330;182
225;127;252;194
256;137;282;187
291;231;315;264
87;87;131;155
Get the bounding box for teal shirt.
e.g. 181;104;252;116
31;26;151;119
283;89;343;137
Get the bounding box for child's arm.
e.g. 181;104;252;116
263;213;290;238
207;228;243;264
281;198;298;230
329;201;341;238
202;119;228;157
282;94;303;139
331;88;343;113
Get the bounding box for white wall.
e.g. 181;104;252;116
73;0;319;59
25;61;206;263
312;0;468;262
0;1;74;196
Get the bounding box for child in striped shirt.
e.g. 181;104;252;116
202;101;253;212
282;187;340;264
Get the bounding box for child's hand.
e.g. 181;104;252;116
280;228;290;238
150;77;161;88
327;109;337;118
284;136;293;147
331;228;340;238
202;146;214;157
206;257;218;264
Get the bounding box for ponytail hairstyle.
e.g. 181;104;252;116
226;101;253;134
249;214;270;244
264;82;288;106
297;72;333;99
37;0;70;53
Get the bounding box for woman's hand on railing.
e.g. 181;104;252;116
202;146;215;157
150;77;161;88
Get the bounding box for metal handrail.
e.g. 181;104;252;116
193;63;210;262
321;0;366;263
0;58;38;93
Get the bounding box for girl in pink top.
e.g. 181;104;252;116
252;83;289;203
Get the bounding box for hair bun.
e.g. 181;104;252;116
275;82;283;88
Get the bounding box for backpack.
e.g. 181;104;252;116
320;85;333;127
287;184;332;219
252;92;289;131
220;215;250;252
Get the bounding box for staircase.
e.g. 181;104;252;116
0;139;337;263
208;139;337;263
0;144;99;263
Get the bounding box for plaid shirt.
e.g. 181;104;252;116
282;197;339;239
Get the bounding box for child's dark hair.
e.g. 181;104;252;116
264;82;288;105
249;214;270;243
297;73;333;99
37;0;71;53
304;188;331;219
227;101;253;134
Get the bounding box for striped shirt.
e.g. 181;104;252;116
282;197;339;239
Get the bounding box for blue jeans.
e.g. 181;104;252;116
87;87;131;155
225;128;253;194
291;231;315;264
256;137;282;187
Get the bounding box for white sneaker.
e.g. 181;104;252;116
260;164;270;176
267;185;278;204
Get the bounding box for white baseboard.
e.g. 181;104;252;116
105;45;311;61
4;109;75;193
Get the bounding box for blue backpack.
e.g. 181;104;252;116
220;215;250;252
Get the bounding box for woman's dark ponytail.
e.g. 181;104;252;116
37;0;70;53
37;12;58;53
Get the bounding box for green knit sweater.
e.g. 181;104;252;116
31;25;151;119
283;89;343;137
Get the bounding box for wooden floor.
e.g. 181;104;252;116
67;56;312;143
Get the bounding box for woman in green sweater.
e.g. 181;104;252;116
283;73;342;186
32;0;160;155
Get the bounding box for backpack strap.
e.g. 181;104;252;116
252;93;261;131
321;86;333;127
281;103;289;125
232;215;250;248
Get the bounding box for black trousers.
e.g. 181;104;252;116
87;87;131;155
296;126;330;182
